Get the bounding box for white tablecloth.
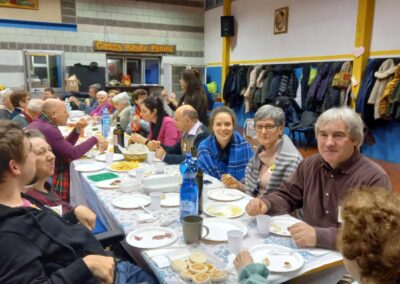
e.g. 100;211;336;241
70;159;344;284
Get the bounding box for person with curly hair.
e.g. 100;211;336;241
338;187;400;284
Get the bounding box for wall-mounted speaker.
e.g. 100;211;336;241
221;16;234;37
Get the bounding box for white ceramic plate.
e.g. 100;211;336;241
270;216;299;236
95;153;124;162
204;203;245;218
128;168;153;177
208;188;244;202
204;178;223;189
248;244;304;273
112;194;151;209
95;178;121;189
126;227;177;249
203;218;248;242
161;192;180;207
107;162;142;173
75;163;105;172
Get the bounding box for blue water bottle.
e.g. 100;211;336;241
179;154;199;222
101;107;110;137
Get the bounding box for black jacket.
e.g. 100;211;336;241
0;194;106;284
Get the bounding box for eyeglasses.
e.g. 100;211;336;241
254;124;278;132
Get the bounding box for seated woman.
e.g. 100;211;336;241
24;129;96;230
111;92;132;131
127;88;149;135
89;91;112;116
223;105;302;196
12;99;43;128
107;89;120;113
338;187;400;284
130;96;180;150
198;106;253;181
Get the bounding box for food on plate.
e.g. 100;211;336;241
179;269;195;281
192;272;211;284
134;235;142;241
110;179;121;186
263;256;270;266
209;269;228;282
151;232;172;240
110;161;140;171
205;263;216;272
284;261;292;269
230;206;243;215
171;259;187;273
270;223;281;233
189;251;208;264
188;263;208;274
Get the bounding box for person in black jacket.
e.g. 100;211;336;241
155;105;209;164
0;120;157;284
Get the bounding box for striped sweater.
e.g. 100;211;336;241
244;135;302;196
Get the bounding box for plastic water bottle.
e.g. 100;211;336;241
64;98;71;114
179;153;199;222
101;107;110;137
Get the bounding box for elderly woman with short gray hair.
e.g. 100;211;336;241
0;88;13;120
223;105;302;197
111;92;132;131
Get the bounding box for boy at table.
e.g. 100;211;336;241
0;120;157;284
246;107;391;250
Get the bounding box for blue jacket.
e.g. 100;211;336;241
198;131;253;181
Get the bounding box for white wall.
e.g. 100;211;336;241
204;6;223;64
204;0;358;64
371;0;400;55
0;50;25;89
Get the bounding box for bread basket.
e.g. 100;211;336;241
119;143;148;162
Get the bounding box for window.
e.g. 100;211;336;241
106;55;160;85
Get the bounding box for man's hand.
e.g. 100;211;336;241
130;133;146;145
288;222;317;248
74;205;96;230
234;250;254;271
221;174;245;191
85;98;91;106
95;135;108;153
155;147;166;160
82;255;115;284
68;96;80;106
75;117;88;131
246;198;268;216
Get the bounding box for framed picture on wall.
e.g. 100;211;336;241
0;0;38;10
274;7;289;34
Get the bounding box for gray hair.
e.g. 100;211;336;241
24;128;45;139
89;83;101;92
0;88;13;105
27;99;44;113
112;92;130;105
315;107;364;148
254;104;286;127
96;91;108;98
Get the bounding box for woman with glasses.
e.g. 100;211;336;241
197;106;253;181
130;96;180;150
223;105;302;197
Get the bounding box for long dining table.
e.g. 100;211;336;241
70;158;345;284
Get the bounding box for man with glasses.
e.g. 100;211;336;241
246;107;391;250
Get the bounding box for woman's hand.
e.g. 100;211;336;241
130;133;147;144
147;140;159;151
221;174;245;191
83;255;115;284
161;90;170;104
74;205;96;230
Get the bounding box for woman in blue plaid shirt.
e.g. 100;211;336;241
198;106;253;182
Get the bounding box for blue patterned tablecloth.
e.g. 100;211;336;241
70;159;343;284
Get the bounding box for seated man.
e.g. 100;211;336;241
246;107;391;250
24;128;96;230
69;83;101;114
155;105;209;164
43;87;56;100
10;90;30;119
0;121;157;284
26;98;108;201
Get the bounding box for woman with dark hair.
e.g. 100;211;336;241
130;96;180;150
162;69;209;125
197;106;253;181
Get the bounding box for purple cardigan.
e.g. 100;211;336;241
149;116;180;147
90;101;112;117
27;119;97;161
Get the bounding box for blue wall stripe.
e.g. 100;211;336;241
0;19;77;32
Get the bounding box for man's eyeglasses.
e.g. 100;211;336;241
254;124;278;132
